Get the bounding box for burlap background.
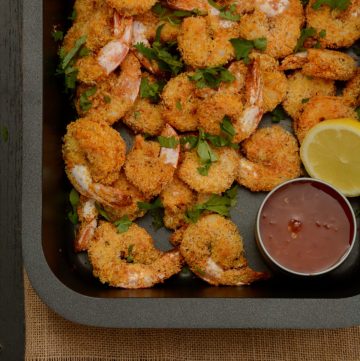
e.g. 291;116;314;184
25;273;360;361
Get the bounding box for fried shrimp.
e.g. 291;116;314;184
306;0;360;49
178;147;239;194
105;0;157;16
160;176;195;229
76;53;141;125
63;118;130;207
74;197;98;252
178;10;241;68
161;73;200;132
197;59;264;143
343;69;360;107
88;221;183;288
103;171;151;222
124;124;180;196
237;0;304;59
282;71;336;120
180;214;268;286
123;99;165;135
280;49;357;81
295;96;358;143
237;126;301;192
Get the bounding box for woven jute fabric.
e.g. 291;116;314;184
25;273;360;361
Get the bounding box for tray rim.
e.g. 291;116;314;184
22;0;360;328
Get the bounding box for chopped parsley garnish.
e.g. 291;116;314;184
52;30;64;42
181;135;199;149
68;9;77;21
126;244;135;263
134;25;184;75
134;111;141;119
176;100;182;110
1;126;9;143
230;38;267;64
139;77;165;103
103;95;111;104
208;1;240;21
67;189;80;225
188;66;235;89
294;27;317;52
138;197;164;230
152;3;204;25
196;131;219;175
302;98;310;104
194;267;206;276
312;0;350;10
157;136;179;148
61;36;87;70
79;86;97;112
319;29;327;38
185;184;238;223
114;216;133;234
220;116;235;138
95;203;111;221
356;107;360;121
270;106;287;123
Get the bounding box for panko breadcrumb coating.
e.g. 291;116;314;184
123;99;165;135
237;126;301;192
306;0;360;49
124;136;177;197
178;15;240;68
178;147;239;194
76;53;141;125
105;0;157;16
161;73;200;132
180;214;268;286
281;49;357;81
237;0;304;59
295;96;357;143
282;71;336;120
63;118;126;185
160;176;195;229
88;221;183;288
103;171;151;221
343;69;360;107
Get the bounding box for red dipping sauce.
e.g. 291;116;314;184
257;179;356;275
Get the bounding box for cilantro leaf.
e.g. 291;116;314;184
197;161;212;176
67;189;80;225
95;203;111;221
138;197;163;211
230;38;267;64
302;98;310;104
188;67;235;89
138;198;164;230
270;105;287;123
319;29;326;38
126;244;135;263
61;35;87;70
139;77;165;103
68;9;77;21
157;135;179;148
79;86;97;112
220;116;235;137
312;0;350;10
114;216;133;234
180;135;198;149
294;27;317;52
52;30;64;42
103;95;111;104
176;100;182;110
208;0;224;10
219;4;241;21
185;184;238;223
152;3;204;25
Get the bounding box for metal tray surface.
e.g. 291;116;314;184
22;0;360;328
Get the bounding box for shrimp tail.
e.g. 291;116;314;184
160;124;180;168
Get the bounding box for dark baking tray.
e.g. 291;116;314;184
23;0;360;328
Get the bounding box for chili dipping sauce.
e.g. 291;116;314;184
259;180;355;274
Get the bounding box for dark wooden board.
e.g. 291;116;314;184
0;0;24;359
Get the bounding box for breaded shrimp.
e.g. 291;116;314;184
178;11;241;68
295;96;358;143
178;147;239;194
237;0;304;59
63;118;130;207
105;0;158;16
306;0;360;49
280;49;357;81
88;221;184;288
282;71;336;120
161;73;200;131
123;98;165;135
103;171;151;222
237;126;301;192
74;197;98;252
197;59;264;143
124;124;180;197
160;176;196;229
180;214;268;286
76;53;141;125
343;69;360;107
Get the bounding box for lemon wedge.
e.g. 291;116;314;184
300;118;360;197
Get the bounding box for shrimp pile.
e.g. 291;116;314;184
60;0;359;288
